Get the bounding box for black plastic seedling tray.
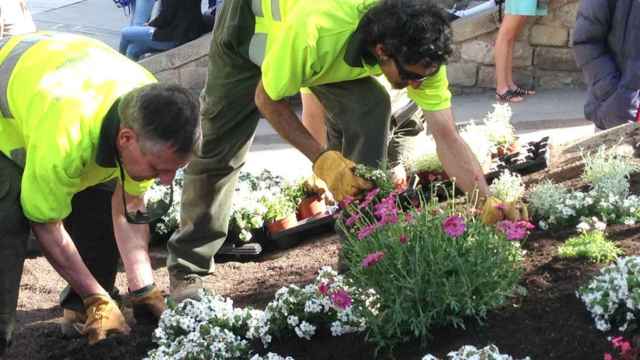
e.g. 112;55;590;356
268;212;336;250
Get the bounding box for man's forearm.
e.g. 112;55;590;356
255;81;325;162
112;185;154;291
426;109;489;197
31;221;105;297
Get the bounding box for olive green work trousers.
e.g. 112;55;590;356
167;0;422;274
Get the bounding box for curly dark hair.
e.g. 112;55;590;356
359;0;453;68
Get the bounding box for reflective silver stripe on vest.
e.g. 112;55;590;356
251;0;263;17
0;35;51;119
271;0;281;21
249;33;267;65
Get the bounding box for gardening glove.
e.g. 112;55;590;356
129;284;166;324
312;150;373;202
481;196;529;225
81;294;130;345
303;174;328;196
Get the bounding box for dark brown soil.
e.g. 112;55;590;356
5;224;640;360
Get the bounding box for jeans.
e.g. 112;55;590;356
119;26;177;60
130;0;156;26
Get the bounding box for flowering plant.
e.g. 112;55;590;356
144;168;184;239
231;170;285;242
146;267;372;359
489;171;525;203
527;150;640;230
577;256;640;332
338;191;524;349
422;344;531;360
604;336;640;360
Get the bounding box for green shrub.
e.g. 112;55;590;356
339;194;524;350
558;231;621;263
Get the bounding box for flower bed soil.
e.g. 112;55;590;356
6;225;640;360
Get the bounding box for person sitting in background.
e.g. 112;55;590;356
119;0;211;61
573;0;640;130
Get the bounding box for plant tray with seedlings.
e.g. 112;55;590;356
268;210;336;250
485;136;550;183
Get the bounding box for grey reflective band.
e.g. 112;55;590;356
271;0;281;21
248;33;267;65
251;0;263;17
0;34;51;119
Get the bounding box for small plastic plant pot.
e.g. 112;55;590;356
266;213;298;235
494;141;519;158
297;195;327;220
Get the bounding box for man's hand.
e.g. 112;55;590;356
130;285;166;324
481;196;529;225
312;151;372;201
81;294;130;345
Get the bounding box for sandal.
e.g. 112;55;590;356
495;89;523;103
511;86;535;96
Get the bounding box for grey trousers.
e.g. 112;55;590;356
167;0;396;274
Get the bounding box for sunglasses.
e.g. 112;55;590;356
393;57;441;82
116;155;173;224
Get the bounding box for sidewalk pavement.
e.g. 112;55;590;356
27;0;594;181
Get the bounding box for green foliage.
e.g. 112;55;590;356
339;194;523;350
558;230;622;263
353;163;396;195
282;179;307;207
262;194;296;222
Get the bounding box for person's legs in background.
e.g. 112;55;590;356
119;26;177;61
494;14;527;102
131;0;156;26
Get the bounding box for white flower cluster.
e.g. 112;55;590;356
147;267;375;359
232;170;286;241
422;344;530;360
265;267;371;340
527;147;640;229
482;103;516;148
577;256;640;332
147;293;259;360
401;104;512;175
489;171;525;203
144;168;184;236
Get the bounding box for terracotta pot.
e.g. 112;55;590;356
266;213;298;235
297;195;326;220
494;141;519;158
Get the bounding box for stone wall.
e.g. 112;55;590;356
449;0;584;94
138;33;212;96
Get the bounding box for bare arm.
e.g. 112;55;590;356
112;182;154;291
255;81;325;162
31;221;106;297
425;108;489;197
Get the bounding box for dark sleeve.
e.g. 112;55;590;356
573;0;640;128
148;0;178;28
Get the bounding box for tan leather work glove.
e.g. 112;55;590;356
481;196;529;225
303;174;328;196
312;151;373;202
130;286;166;324
81;294;130;345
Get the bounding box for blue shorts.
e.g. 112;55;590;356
505;0;548;16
